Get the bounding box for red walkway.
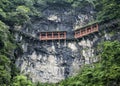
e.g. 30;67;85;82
74;24;98;38
39;31;66;41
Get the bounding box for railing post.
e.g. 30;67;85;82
80;30;82;37
64;32;66;39
85;28;87;35
58;32;60;39
83;29;85;35
96;24;98;31
90;26;93;32
46;32;47;40
79;30;81;38
52;32;53;40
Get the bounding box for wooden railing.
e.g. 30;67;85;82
74;24;98;38
39;24;98;40
40;32;66;41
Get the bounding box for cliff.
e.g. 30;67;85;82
12;1;120;83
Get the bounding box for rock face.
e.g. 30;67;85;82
16;41;81;83
14;2;120;83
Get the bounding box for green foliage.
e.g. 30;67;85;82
95;0;120;20
0;55;11;85
12;75;34;86
0;8;6;18
36;82;55;86
33;0;92;9
7;11;29;25
57;41;120;86
0;0;93;26
0;1;36;85
0;0;33;26
0;21;16;53
0;0;120;86
16;6;30;14
0;21;19;85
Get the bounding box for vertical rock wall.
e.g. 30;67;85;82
14;2;120;83
15;24;120;83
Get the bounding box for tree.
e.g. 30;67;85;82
0;21;19;86
12;75;34;86
0;55;11;85
95;0;120;20
58;41;120;86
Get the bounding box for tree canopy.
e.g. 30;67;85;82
95;0;120;20
57;41;120;86
0;0;119;85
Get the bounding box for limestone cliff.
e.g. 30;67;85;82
13;2;120;83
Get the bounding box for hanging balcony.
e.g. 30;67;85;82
74;24;98;39
39;31;66;41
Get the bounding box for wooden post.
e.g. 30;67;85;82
79;30;81;38
80;30;82;37
82;30;84;36
83;29;85;35
58;38;60;48
96;24;98;31
52;32;53;40
91;26;93;32
64;32;66;39
46;32;47;40
85;28;87;35
58;32;60;39
64;39;66;47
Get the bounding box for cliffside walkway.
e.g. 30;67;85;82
10;19;120;42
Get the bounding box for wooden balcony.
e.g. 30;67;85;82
74;24;98;39
40;32;66;41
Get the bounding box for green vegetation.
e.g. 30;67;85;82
0;0;40;26
95;0;120;21
0;21;17;86
0;19;34;86
36;41;120;86
0;0;94;26
0;20;29;86
57;41;120;86
12;75;34;86
0;55;11;85
0;0;119;26
0;0;120;86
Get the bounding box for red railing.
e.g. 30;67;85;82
39;24;98;40
40;32;66;40
75;24;98;38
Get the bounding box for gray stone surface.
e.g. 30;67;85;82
14;4;120;83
